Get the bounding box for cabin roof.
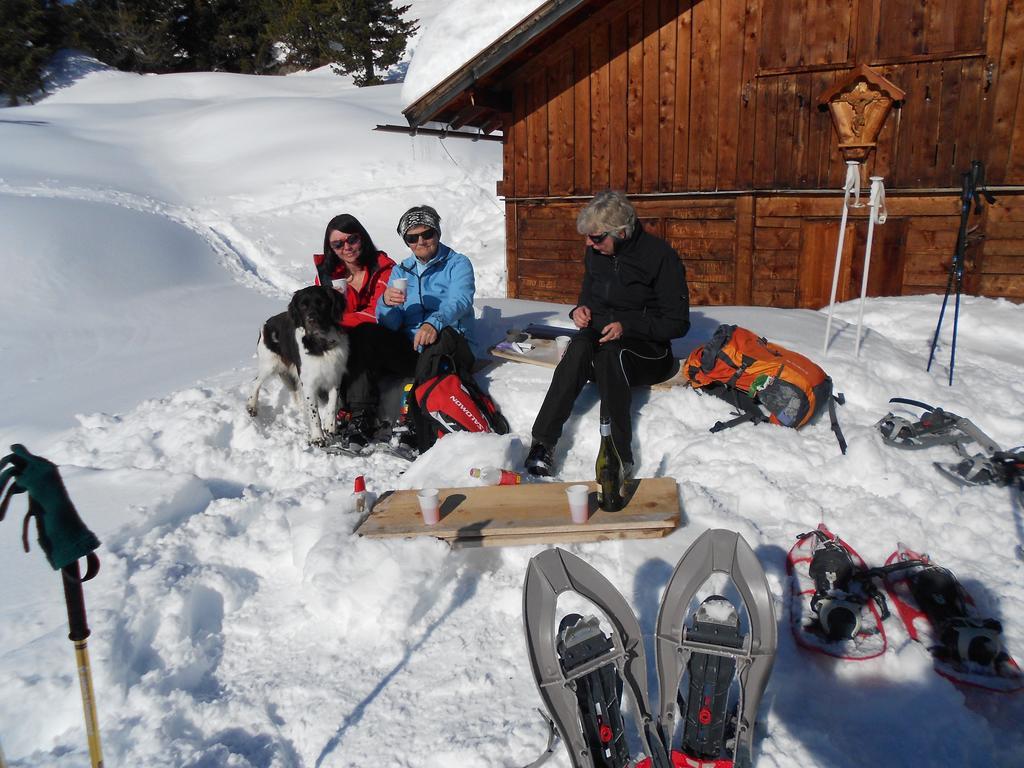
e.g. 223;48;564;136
402;0;593;133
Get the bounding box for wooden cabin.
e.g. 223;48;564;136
402;0;1024;307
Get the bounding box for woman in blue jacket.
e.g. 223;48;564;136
354;205;476;452
377;205;475;347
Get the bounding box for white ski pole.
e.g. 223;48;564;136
855;176;887;357
823;161;862;355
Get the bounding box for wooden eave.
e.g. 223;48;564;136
817;62;907;105
402;0;597;133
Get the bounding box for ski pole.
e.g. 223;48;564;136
823;160;861;355
0;445;104;767
63;559;104;767
927;169;971;382
926;161;995;384
855;176;886;357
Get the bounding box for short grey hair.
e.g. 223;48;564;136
576;190;637;239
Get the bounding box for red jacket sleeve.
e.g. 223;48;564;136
340;260;394;329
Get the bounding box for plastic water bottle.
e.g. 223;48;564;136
469;467;522;486
595;417;625;511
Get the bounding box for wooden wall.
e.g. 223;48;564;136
495;0;1024;305
506;191;1024;306
498;0;1024;197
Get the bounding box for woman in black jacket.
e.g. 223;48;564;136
526;190;690;477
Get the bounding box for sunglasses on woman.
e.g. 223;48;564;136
330;233;361;250
586;231;610;244
404;228;437;244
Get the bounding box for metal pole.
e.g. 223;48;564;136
855;176;886;356
823;161;862;355
62;561;104;767
927;170;973;380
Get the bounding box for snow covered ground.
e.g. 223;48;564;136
2;37;1024;768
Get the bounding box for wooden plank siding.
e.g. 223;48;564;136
495;0;1024;305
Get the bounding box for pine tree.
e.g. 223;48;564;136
331;0;417;86
274;0;417;85
272;0;339;71
0;0;63;106
68;0;179;73
173;0;278;74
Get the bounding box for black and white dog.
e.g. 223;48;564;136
247;285;349;445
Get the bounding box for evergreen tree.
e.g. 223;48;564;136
331;0;417;86
173;0;278;74
272;0;339;71
0;0;63;106
274;0;417;85
68;0;179;73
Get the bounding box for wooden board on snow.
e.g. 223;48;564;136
489;336;688;390
356;476;681;547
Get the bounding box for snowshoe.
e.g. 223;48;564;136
522;548;670;768
322;436;375;458
884;544;1024;693
876;398;1003;454
786;525;890;660
321;424;418;461
876;398;975;451
654;529;777;768
934;448;1024;490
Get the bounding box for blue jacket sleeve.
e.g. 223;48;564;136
376;273;405;331
423;254;475;332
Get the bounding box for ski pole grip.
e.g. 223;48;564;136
970;160;984;190
62;560;92;642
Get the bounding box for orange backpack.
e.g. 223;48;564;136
684;324;846;452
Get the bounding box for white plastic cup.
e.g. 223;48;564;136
417;488;440;525
392;277;408;302
566;484;590;524
555;335;571;360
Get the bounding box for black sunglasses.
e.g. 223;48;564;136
586;231;610;244
330;233;361;250
404;228;437;244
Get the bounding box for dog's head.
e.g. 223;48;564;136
288;285;345;336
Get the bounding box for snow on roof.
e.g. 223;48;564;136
400;0;549;108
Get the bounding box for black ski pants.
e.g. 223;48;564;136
531;328;675;464
343;323;419;413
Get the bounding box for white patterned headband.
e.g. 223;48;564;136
397;209;441;237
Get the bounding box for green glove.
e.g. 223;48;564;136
0;444;100;570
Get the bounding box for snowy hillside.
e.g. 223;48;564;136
2;50;1024;768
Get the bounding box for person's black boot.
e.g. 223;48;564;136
346;410;379;448
525;441;555;477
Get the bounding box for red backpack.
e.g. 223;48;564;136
414;370;510;448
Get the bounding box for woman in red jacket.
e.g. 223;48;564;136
313;213;395;444
314;213;394;328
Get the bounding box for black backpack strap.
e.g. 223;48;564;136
829;392;847;455
708;386;766;433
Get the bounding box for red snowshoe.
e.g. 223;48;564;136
786;525;889;660
884;544;1023;693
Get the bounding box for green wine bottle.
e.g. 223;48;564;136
595;417;625;511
